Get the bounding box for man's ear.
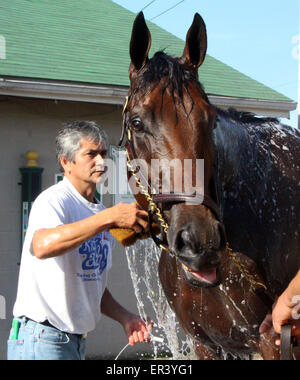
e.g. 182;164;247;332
181;13;207;70
60;157;71;174
129;12;152;78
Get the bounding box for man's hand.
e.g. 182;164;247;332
101;289;153;346
109;202;149;235
272;294;300;345
259;294;300;346
121;313;153;346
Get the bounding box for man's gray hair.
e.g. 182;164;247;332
56;121;108;172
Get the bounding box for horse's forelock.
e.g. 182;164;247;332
137;52;206;100
132;51;210;122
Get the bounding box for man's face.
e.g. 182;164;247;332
66;138;108;185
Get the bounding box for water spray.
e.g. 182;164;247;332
114;335;165;360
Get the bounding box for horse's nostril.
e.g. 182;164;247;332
175;229;191;252
173;222;226;254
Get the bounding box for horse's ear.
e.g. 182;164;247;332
181;13;207;70
129;12;152;76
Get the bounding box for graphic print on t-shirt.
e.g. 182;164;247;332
77;233;110;282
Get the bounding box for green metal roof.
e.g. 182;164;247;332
0;0;292;102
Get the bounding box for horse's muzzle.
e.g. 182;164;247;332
167;204;226;287
177;246;222;288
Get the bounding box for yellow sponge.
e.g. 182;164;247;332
109;224;161;247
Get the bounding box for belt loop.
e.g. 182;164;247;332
21;316;27;326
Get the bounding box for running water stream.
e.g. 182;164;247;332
125;239;197;360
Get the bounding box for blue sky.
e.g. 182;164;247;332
113;0;299;128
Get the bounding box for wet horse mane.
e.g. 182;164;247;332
216;107;300;141
217;107;279;126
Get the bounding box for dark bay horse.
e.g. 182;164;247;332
122;12;300;359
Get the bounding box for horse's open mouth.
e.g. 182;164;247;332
181;263;220;288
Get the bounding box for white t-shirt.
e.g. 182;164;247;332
13;177;115;334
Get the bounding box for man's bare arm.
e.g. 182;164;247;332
32;203;148;259
101;288;152;346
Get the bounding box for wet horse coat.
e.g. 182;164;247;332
214;109;300;298
124;12;300;359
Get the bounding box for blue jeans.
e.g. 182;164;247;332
7;317;86;360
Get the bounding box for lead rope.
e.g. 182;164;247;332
226;244;267;291
126;149;171;253
123;97;267;293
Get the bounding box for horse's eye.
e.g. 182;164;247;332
131;118;145;133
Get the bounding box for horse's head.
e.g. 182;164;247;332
123;12;226;288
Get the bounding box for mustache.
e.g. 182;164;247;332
93;165;107;174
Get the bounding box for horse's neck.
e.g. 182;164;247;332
212;110;299;201
212;111;273;218
213;110;300;292
211;113;268;263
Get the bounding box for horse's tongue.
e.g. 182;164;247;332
192;268;217;283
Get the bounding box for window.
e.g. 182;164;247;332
0;35;6;60
0;295;6;320
110;146;135;205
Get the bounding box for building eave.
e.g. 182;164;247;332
0;76;296;119
210;95;297;119
0;76;128;105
